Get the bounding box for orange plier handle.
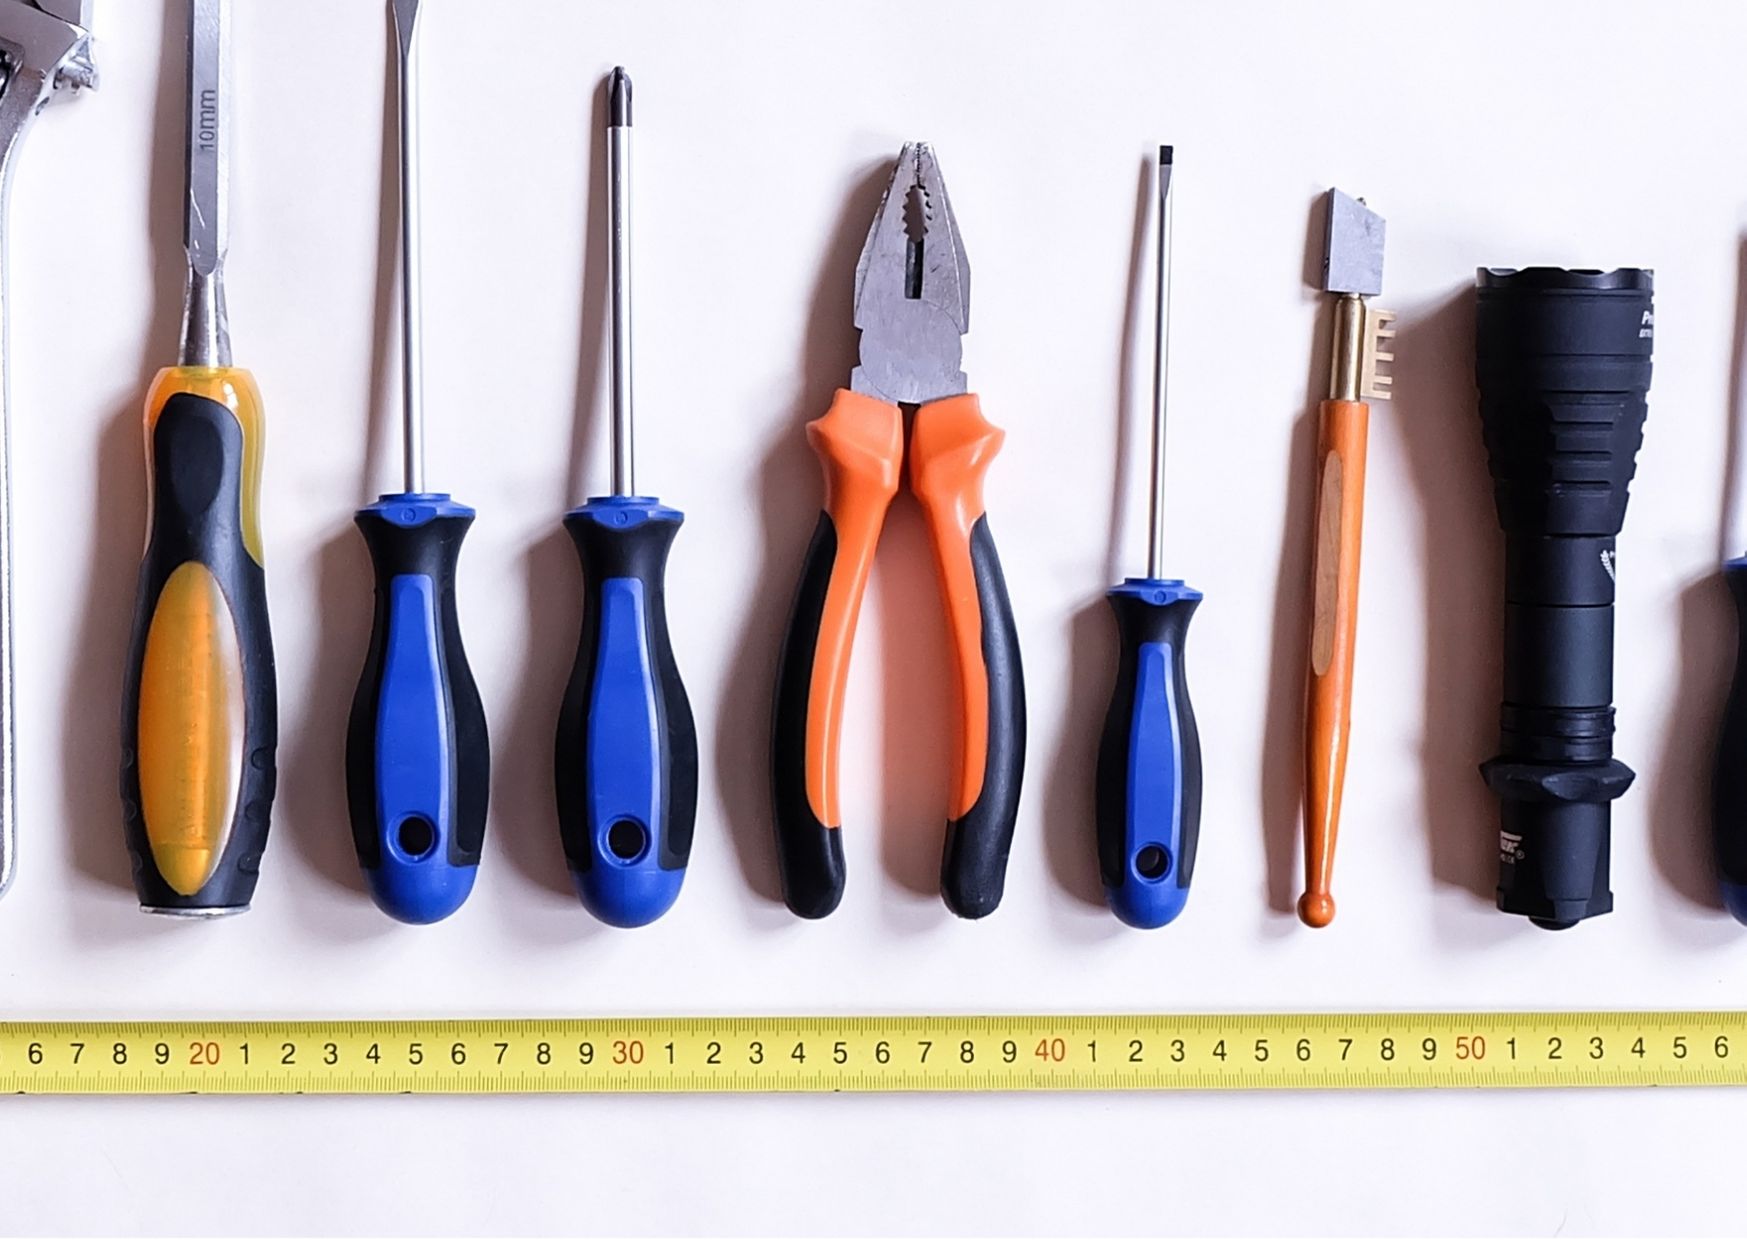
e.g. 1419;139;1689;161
771;389;1026;918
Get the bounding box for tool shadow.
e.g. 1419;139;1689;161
713;161;902;922
1256;194;1333;928
59;0;187;936
1388;286;1509;932
873;467;955;920
63;409;150;912
1656;573;1732;930
275;527;383;933
1645;237;1747;935
272;27;401;940
495;526;594;929
487;76;613;936
1043;598;1117;922
1041;154;1159;921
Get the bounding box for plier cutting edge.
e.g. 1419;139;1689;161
773;143;1026;919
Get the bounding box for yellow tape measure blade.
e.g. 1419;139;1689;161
1;1014;1743;1094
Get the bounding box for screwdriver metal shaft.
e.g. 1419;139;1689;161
392;0;424;494
1147;147;1173;579
608;66;633;497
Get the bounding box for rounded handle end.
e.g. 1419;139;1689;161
1298;891;1336;928
573;859;684;929
366;859;478;926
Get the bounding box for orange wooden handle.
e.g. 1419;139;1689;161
802;389;904;827
1300;398;1369;928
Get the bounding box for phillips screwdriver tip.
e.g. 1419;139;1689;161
609;66;632;127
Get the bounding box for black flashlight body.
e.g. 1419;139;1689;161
1474;267;1652;930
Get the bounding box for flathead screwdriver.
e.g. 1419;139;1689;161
1094;146;1203;928
345;0;489;923
555;68;698;927
120;0;277;915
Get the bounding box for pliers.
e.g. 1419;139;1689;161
772;143;1026;919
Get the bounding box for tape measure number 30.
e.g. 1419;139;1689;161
3;1013;1745;1094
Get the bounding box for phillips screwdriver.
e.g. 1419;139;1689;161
120;0;276;915
554;68;698;927
345;0;489;924
1094;147;1202;928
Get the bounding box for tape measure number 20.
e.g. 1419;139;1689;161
3;1013;1745;1094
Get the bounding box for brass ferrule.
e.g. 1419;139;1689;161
1328;293;1366;401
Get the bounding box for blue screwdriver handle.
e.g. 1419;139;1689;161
556;496;698;927
1095;578;1203;928
1716;556;1747;923
345;492;490;923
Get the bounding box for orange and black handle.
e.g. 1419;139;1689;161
772;389;902;918
120;367;277;915
1300;396;1368;929
771;390;1025;919
909;394;1025;918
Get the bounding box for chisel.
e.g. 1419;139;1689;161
120;0;275;915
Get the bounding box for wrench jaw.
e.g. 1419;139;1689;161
0;1;96;120
0;0;90;899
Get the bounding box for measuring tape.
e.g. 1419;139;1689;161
3;1012;1745;1094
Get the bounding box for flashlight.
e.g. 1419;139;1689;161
1473;267;1653;930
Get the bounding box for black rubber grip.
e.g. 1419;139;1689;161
771;513;846;918
345;501;489;875
1094;583;1202;928
555;501;698;927
939;517;1026;919
120;391;277;913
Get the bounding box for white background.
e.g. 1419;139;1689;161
2;0;1744;1235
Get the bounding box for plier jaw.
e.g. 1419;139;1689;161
849;142;970;407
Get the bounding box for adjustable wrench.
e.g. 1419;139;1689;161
0;0;94;898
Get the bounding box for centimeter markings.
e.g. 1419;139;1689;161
2;1013;1745;1095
